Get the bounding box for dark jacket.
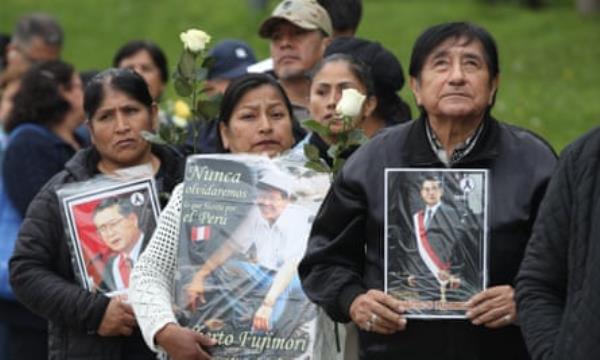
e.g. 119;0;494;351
516;127;600;360
9;144;184;360
299;116;557;360
2;124;88;217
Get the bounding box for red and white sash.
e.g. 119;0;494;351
413;210;449;284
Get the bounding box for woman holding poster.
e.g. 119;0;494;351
130;73;314;359
8;68;184;359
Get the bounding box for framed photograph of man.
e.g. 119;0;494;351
59;177;160;297
384;168;488;319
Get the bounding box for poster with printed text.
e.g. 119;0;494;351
174;153;334;359
385;168;488;319
59;177;160;298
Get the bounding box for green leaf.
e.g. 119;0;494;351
141;130;168;145
202;55;216;70
305;160;331;173
196;67;209;81
302;119;330;137
332;158;346;176
177;50;196;79
196;99;220;119
347;129;368;145
174;78;193;97
303;143;320;161
326;144;339;159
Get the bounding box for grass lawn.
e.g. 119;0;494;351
2;0;599;151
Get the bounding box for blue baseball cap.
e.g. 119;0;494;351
207;39;257;80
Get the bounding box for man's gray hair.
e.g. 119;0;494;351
12;13;64;48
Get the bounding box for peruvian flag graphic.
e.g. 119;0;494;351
191;225;211;242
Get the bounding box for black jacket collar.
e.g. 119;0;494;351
402;114;501;167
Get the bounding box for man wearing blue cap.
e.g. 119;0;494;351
204;39;257;97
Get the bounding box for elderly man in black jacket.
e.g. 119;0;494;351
516;128;600;360
299;22;557;359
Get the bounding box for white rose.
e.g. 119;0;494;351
335;88;366;118
172;116;188;128
179;29;211;54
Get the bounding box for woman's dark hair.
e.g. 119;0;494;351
311;53;375;97
5;60;75;133
216;73;302;152
409;22;499;81
84;68;153;120
112;40;169;83
317;0;362;35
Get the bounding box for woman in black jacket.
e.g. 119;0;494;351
8;68;184;359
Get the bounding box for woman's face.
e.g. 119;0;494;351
88;86;157;173
309;60;373;134
117;49;165;101
219;84;294;157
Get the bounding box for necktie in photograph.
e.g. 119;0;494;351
119;255;133;288
425;209;433;228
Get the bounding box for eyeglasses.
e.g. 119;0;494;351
96;217;126;235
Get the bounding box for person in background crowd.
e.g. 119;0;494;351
113;40;168;103
194;39;258;154
247;0;361;75
299;22;557;359
3;60;87;216
317;0;362;37
130;73;302;360
516;130;600;359
4;13;63;74
1;60;85;359
9;68;184;359
0;49;26;360
204;39;257;97
258;0;332;121
324;37;412;124
306;53;376;165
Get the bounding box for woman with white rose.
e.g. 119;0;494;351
306;54;379;166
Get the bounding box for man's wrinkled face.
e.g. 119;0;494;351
410;37;498;122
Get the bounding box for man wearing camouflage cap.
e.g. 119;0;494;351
258;0;332;121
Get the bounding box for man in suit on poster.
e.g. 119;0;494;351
92;197;145;294
407;176;467;300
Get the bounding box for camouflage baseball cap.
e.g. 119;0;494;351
259;0;333;38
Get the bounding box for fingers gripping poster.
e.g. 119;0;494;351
174;154;332;359
385;168;488;319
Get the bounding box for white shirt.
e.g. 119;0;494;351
234;204;312;271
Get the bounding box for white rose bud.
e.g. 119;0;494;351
335;88;366;118
179;29;211;54
172;116;188;128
